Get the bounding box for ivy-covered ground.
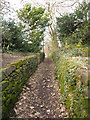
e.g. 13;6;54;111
52;44;88;118
10;58;68;119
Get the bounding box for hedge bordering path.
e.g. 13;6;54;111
10;58;68;119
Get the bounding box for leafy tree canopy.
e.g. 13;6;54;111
56;1;89;45
2;20;30;52
17;3;50;52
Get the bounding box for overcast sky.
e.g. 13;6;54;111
6;0;85;10
5;0;84;20
5;0;86;32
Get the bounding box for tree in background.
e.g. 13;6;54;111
2;20;30;52
17;3;49;53
1;0;30;53
21;0;79;51
1;0;11;15
1;0;15;20
56;1;89;45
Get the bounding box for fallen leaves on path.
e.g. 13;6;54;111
10;58;68;119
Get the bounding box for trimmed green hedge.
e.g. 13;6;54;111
0;52;45;119
52;51;88;118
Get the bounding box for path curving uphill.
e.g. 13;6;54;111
10;58;68;119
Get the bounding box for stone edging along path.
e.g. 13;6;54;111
10;58;68;119
2;53;44;119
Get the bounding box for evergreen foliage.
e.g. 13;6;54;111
2;20;30;52
17;3;49;52
56;1;89;45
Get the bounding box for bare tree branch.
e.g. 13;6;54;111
59;0;79;7
56;9;63;16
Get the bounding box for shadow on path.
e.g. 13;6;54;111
10;58;68;119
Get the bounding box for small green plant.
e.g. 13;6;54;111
52;48;88;118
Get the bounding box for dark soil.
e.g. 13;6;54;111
10;58;68;119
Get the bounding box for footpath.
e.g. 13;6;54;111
10;58;68;119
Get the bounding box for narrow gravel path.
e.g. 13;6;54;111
10;58;68;119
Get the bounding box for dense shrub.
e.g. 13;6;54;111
56;1;89;45
2;20;30;52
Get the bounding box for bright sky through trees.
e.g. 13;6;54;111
5;0;83;19
4;0;88;55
